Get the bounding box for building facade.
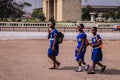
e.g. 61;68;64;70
43;0;82;22
82;5;119;12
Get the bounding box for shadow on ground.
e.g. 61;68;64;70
57;66;78;71
58;66;120;75
96;69;120;75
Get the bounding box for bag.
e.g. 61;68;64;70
99;44;103;49
96;35;103;49
57;32;64;44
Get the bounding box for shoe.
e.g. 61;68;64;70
85;64;89;71
76;69;83;72
87;71;96;74
101;66;106;73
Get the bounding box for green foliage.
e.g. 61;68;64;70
32;8;46;21
2;18;8;22
15;18;22;22
82;5;94;21
103;7;120;20
0;0;31;19
114;7;120;19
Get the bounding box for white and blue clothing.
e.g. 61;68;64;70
75;32;87;61
91;34;103;62
48;29;59;56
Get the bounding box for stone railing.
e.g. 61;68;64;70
0;22;119;32
0;22;50;27
0;22;118;28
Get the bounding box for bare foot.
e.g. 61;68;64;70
56;63;61;69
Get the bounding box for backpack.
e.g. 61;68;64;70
96;35;103;49
57;32;64;44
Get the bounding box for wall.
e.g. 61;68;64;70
62;0;81;21
56;0;63;21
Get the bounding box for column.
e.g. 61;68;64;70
90;12;96;22
54;0;57;20
46;0;48;20
48;0;50;20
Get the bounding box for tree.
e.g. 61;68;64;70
32;8;46;21
82;5;94;21
0;0;31;18
108;11;114;19
14;2;32;11
114;7;120;19
103;12;109;19
103;7;120;20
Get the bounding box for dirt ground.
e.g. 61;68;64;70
0;40;119;80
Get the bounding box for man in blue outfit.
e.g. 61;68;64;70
75;24;89;72
48;21;61;69
88;27;106;74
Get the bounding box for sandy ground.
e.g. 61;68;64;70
0;40;120;80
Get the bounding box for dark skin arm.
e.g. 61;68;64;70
78;39;85;55
48;29;51;39
52;35;57;51
48;33;50;39
90;40;102;47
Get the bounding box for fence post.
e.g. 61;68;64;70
87;28;88;32
26;27;27;32
100;28;102;33
112;28;114;32
76;28;77;32
64;28;65;32
38;27;40;32
13;27;15;31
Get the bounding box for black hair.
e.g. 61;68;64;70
51;21;56;26
92;27;97;32
79;24;84;29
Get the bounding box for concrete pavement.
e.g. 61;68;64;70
0;31;120;40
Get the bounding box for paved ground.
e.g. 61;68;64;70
0;40;120;80
0;32;120;40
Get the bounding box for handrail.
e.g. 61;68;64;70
0;22;119;29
